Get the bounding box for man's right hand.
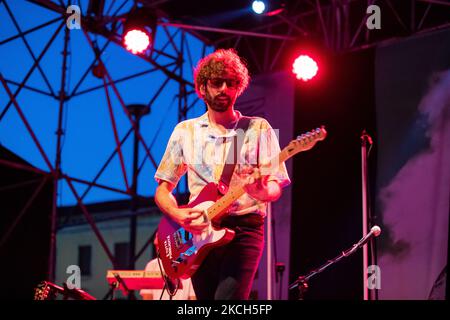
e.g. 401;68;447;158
169;207;210;234
155;181;210;234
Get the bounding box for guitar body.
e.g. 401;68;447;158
156;126;327;280
157;182;236;279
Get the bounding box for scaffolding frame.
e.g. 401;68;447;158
0;0;210;281
1;0;449;289
212;0;450;73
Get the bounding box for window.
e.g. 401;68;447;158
114;242;130;269
78;245;91;276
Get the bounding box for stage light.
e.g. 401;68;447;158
122;8;157;55
252;1;266;14
292;55;319;81
123;28;150;54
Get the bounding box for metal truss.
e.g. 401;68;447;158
126;0;450;76
1;0;449;287
0;0;210;282
209;0;450;73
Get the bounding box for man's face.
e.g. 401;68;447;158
202;71;240;113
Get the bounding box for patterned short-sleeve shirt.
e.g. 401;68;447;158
155;111;290;216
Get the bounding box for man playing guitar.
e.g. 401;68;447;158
154;48;290;300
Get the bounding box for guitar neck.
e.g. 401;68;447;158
206;148;292;221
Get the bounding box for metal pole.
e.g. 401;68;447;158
128;114;139;300
126;104;149;299
361;130;372;300
176;31;187;195
102;75;130;191
129;114;140;272
266;203;273;300
61;174;130;195
159;22;295;41
49;26;70;281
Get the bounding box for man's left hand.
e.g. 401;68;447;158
238;165;276;202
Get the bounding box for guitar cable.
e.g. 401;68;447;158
156;249;180;299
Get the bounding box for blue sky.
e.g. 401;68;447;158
0;0;213;206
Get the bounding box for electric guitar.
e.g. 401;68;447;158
157;126;327;279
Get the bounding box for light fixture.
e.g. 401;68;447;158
252;1;266;15
122;8;157;55
292;55;319;82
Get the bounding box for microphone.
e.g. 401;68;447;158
289;225;382;292
344;225;381;256
358;225;381;247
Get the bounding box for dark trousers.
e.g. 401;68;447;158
191;214;264;300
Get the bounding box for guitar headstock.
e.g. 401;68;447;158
285;126;327;157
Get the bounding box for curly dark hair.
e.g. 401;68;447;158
193;48;250;98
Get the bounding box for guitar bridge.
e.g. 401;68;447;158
171;245;197;268
173;228;193;249
183;245;197;257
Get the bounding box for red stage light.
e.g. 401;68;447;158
292;55;319;81
124;29;150;54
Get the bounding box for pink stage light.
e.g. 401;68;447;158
124;29;150;54
292;55;319;81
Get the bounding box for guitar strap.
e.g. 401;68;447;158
217;116;251;195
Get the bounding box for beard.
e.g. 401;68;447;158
204;91;233;112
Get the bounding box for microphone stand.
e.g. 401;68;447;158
361;130;377;300
289;229;379;300
115;273;135;300
103;273;134;300
103;280;119;300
